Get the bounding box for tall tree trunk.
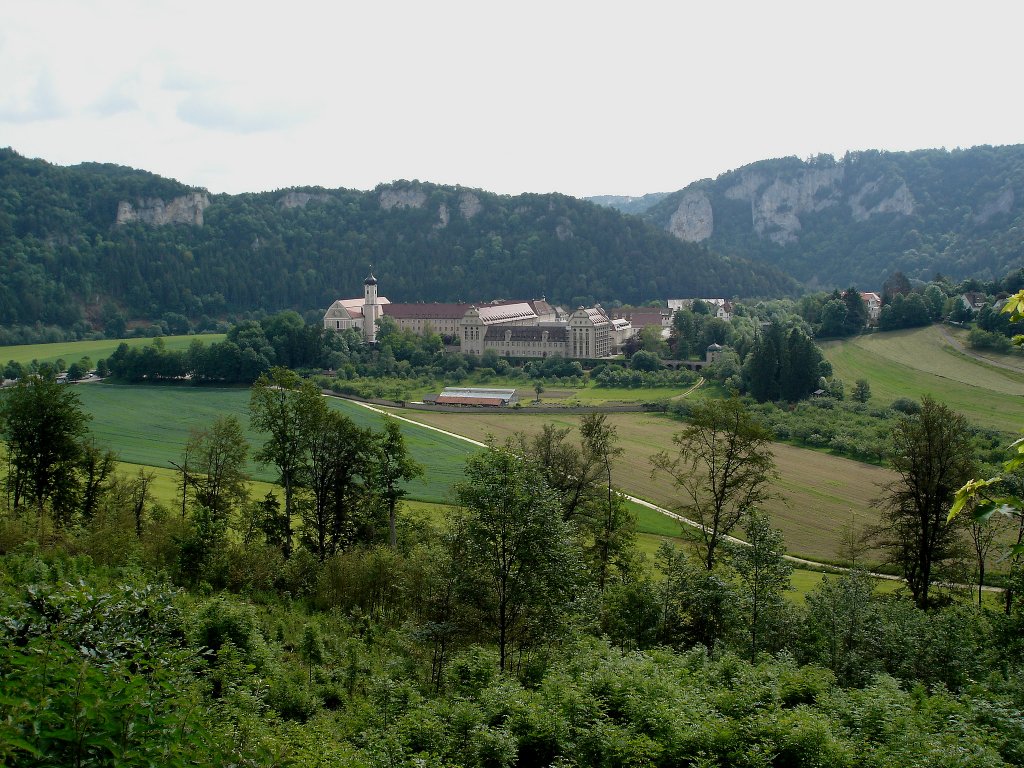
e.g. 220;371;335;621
389;497;397;550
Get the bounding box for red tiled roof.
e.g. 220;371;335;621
382;303;472;320
435;396;507;406
613;310;667;328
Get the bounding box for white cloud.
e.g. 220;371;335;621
176;88;317;134
0;67;66;123
1;0;1022;197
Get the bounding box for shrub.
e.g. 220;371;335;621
890;397;921;415
192;598;269;673
968;327;1013;352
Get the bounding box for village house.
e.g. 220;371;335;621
667;298;733;321
961;291;988;314
860;291;882;322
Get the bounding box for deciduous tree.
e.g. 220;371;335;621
0;375;91;530
578;414;635;590
731;510;792;661
454;445;580;672
876;396;976;608
184;415;250;525
852;378;871;403
652;396;776;569
374;416;423;550
250;367;322;557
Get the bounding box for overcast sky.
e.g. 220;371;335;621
2;1;1021;198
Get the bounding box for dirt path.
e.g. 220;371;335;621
937;325;1023;373
669;377;706;400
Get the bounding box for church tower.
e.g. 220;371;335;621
362;270;380;343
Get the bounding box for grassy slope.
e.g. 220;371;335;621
0;334;227;367
821;325;1024;433
115;461;281;511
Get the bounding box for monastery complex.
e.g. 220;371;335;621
323;272;738;362
323;273;633;360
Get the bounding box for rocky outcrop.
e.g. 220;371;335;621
667;190;714;242
973;186;1015;224
459;192;482;220
664;163;915;245
115;192;209;226
277;191;331;209
849;179;914;222
724;172;770;203
436;203;450;229
379;188;427;211
737;167;845;244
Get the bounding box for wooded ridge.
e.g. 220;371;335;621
592;145;1024;289
0;148;794;335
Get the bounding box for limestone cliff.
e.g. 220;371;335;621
665;164;913;246
115;192;210;226
667;190;714;242
277;191;331;210
379;188;427;211
632;146;1024;287
459;192;482;220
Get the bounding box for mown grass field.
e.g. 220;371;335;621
0;334;226;368
69;379;1009;585
945;325;1024;373
380;408;894;564
74;384;886;563
821;325;1024;433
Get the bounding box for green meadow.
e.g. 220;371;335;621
821;325;1024;433
0;334;226;368
75;384;476;505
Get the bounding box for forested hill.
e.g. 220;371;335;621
0;149;795;335
591;145;1024;290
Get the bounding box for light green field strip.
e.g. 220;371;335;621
0;334;227;367
822;326;1024;432
114;461;280;510
75;384;476;506
853;326;1024;394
